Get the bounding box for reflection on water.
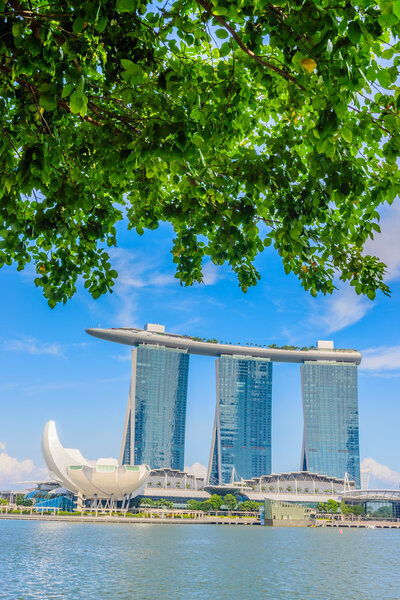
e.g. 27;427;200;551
1;521;399;600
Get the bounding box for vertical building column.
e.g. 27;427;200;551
207;354;272;484
120;344;190;470
119;349;137;465
301;361;361;487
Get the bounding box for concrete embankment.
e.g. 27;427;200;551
0;514;260;525
316;520;400;529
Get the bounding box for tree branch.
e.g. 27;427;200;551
195;0;303;89
0;64;103;127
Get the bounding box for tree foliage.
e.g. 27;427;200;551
224;493;237;510
340;500;364;515
1;0;399;305
209;493;224;510
317;498;338;513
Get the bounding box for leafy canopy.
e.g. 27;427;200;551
1;0;400;306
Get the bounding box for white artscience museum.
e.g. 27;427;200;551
42;421;150;507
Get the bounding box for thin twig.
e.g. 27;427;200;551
195;0;303;89
1;127;21;156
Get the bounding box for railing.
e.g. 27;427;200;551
0;504;259;520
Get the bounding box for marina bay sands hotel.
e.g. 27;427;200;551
86;324;361;487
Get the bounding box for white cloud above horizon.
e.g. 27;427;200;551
1;336;64;356
360;345;400;373
361;458;400;488
309;200;400;335
364;200;400;282
110;248;222;326
311;285;373;334
0;443;48;490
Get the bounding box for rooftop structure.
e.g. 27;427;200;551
86;326;361;364
242;471;355;493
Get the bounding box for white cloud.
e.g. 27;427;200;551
0;442;6;451
113;352;132;361
364;200;400;282
1;376;129;396
309;199;400;335
201;261;220;286
115;288;138;328
109;249;221;326
360;346;400;372
312;286;373;333
110;249;172;326
184;462;208;479
111;248;175;290
361;458;400;488
2;336;63;356
0;448;48;490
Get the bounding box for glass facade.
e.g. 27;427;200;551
121;344;190;470
208;355;272;484
301;361;360;486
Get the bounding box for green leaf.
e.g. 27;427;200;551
70;92;84;114
12;23;22;37
219;42;231;57
117;0;134;12
215;29;229;39
347;21;361;45
76;75;85;97
61;83;74;98
95;16;108;33
39;94;57;111
72;17;85;34
381;48;394;59
191;133;204;147
377;69;392;89
212;6;228;15
342;127;353;143
378;12;399;27
121;60;144;82
394;0;400;18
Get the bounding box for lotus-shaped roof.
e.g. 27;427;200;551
42;421;150;499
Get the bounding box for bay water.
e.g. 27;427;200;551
1;520;399;599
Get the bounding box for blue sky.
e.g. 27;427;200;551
1;202;400;490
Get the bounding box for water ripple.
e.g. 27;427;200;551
0;521;399;599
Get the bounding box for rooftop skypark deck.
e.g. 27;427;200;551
86;324;362;365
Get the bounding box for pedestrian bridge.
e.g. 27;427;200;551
341;489;400;503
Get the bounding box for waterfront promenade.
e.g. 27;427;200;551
0;505;261;525
2;509;400;528
0;512;260;526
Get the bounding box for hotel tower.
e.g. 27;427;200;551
301;358;360;486
207;355;272;484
